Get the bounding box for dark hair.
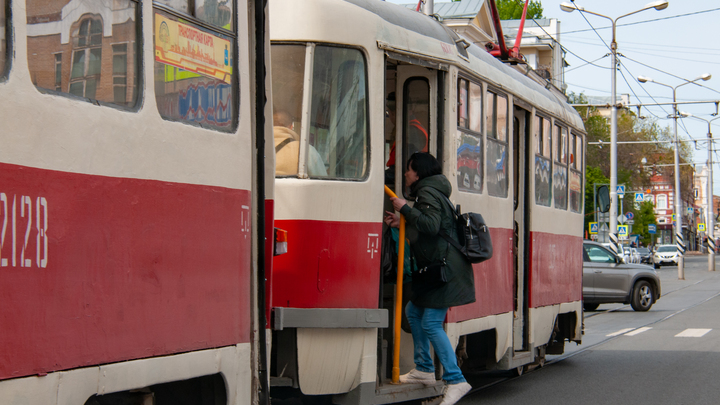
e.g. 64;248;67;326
407;152;441;180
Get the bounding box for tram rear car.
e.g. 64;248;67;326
268;0;585;403
0;1;271;404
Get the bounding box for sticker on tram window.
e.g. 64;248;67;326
0;193;48;269
154;13;233;84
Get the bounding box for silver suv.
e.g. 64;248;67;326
583;241;662;311
653;244;679;268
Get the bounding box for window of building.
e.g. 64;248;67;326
0;0;7;79
27;0;139;107
457;76;483;194
553;124;568;210
112;44;129;104
534;115;551;206
657;194;668;210
54;53;62;91
486;91;508;197
69;17;103;99
270;44;368;179
154;5;235;131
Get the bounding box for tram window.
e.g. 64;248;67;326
569;132;583;213
26;0;139;107
486;92;508;198
457;77;482;194
485;92;507;142
154;8;236;132
469;82;482;133
155;0;233;30
553;124;568;210
271;44;306;177
458;79;469;129
457;78;482;133
310;46;368;179
534;115;551;206
0;0;6;79
402;78;429;162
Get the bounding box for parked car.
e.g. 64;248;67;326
583;241;662;311
601;243;630;263
653;244;679;268
636;247;653;264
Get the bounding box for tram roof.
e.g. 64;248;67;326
270;0;584;131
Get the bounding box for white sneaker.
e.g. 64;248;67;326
399;369;436;385
439;382;472;405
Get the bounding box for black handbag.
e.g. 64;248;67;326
412;259;448;296
438;194;493;264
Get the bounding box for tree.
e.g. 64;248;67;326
632;201;658;247
496;0;543;20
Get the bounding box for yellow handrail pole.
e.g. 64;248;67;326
384;185;405;384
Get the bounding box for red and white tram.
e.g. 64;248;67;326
1;0;586;404
0;1;272;404
268;0;585;403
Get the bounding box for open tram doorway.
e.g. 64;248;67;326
512;105;531;354
378;59;441;394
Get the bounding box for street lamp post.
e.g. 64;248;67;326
679;112;720;272
638;74;712;280
560;1;668;257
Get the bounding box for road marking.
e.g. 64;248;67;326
607;328;635;337
625;327;652;336
675;328;712;337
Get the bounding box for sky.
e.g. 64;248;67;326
383;0;720;193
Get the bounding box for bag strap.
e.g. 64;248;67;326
275;138;294;153
425;188;464;253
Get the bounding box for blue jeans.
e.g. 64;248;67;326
405;301;466;384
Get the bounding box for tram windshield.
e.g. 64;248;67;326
271;43;368;179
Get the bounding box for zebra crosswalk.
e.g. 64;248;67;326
606;328;713;337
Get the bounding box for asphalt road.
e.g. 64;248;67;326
458;254;720;405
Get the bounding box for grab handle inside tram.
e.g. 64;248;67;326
384;185;406;384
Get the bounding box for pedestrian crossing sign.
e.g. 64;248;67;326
590;222;598;234
618;225;629;238
699;223;706;232
635;192;644;202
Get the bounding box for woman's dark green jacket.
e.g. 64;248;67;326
399;174;475;308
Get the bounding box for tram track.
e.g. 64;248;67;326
464;274;720;398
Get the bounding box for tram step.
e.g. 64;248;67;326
372;381;445;405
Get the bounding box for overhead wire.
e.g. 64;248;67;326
561;7;720;35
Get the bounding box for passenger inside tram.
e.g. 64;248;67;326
273;110;327;177
385;92;429;185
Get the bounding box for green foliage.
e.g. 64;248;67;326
632;201;658;247
496;0;544;19
570;90;695;212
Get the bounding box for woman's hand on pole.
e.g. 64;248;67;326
390;197;407;212
384;211;400;228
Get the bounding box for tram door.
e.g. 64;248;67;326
394;65;436;189
512;106;531;352
380;62;438;379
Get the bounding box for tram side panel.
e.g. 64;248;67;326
0;0;262;401
0;164;252;380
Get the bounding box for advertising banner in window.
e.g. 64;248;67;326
154;13;232;84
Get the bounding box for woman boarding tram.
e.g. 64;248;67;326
384;152;474;405
269;0;586;404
